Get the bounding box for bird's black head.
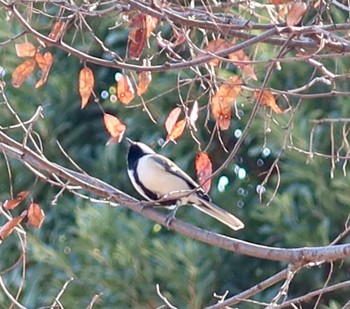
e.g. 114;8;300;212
126;139;155;170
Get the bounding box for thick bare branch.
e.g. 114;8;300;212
1;130;350;263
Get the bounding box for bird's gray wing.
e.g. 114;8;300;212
152;155;198;187
151;154;210;200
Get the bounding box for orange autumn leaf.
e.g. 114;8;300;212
165;107;182;135
166;119;186;143
35;52;53;88
195;39;234;66
0;212;26;241
277;6;289;20
128;28;146;60
129;13;157;38
286;2;307;26
254;90;283;114
144;15;158;38
228;50;257;80
104;113;127;144
4;191;29;210
195;152;212;193
79;67;94;109
48;21;66;40
128;14;158;60
15;42;36;58
35;52;53;71
271;0;293;4
12;58;36;88
117;75;135;104
211;76;243;130
313;0;322;8
27;203;45;228
137;70;152;95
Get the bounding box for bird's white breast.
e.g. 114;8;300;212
136;155;192;199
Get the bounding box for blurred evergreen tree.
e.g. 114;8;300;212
0;2;349;308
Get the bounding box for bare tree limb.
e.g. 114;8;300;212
206;268;289;309
1;130;350;263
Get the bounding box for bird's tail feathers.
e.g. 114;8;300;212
192;198;244;231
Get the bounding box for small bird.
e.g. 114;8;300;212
126;139;244;231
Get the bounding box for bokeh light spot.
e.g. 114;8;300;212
234;129;242;138
101;90;109;99
262;147;271;157
218;176;229;192
238;168;246;179
115;72;123;82
256;185;266;195
110;94;117;103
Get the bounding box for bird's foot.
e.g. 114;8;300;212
164;204;180;229
165;212;175;228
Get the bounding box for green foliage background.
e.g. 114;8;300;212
0;3;349;308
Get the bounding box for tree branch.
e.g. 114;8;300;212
2;0;350;74
1;130;350;263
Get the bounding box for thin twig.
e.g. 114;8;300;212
50;277;74;309
205;268;289;309
156;284;178;309
272;280;350;309
86;292;103;309
1;131;350;262
0;276;28;309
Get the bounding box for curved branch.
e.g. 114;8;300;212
273;280;350;308
127;0;350;52
2;0;350;74
0;130;350;263
1;0;277;71
206;268;289;309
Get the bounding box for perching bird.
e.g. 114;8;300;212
126;138;244;231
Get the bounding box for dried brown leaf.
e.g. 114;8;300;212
229;50;257;80
117;75;135;104
104;113;127;144
128;14;157;60
12;58;36;88
211;76;243;130
195;39;234;66
0;213;26;240
35;52;54;88
128;29;147;60
195;152;212;193
165;119;186;143
165;107;182;135
4;191;29;210
137;71;152;95
79;67;94;109
286;2;307;26
145;15;158;38
15;42;36;58
48;21;66;40
271;0;294;4
27;203;45;228
254;90;283;114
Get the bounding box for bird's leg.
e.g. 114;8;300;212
164;201;181;228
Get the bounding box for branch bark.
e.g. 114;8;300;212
1;130;350;263
1;0;350;74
